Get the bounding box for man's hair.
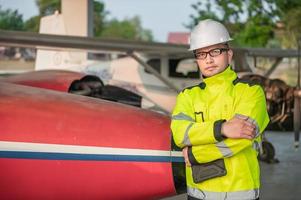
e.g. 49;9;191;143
223;43;230;48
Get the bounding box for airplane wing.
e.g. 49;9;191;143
1;30;300;74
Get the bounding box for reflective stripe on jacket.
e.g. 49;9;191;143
171;66;270;200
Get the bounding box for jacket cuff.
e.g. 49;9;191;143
214;119;226;142
188;146;199;165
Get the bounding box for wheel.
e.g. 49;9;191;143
259;141;276;163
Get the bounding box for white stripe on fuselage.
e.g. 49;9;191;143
0;141;183;158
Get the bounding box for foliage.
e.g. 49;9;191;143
93;1;108;37
0;0;152;41
187;0;276;47
36;0;61;16
234;15;274;47
188;0;301;48
101;16;153;41
24;15;41;32
0;6;24;30
186;1;219;29
273;0;301;48
0;0;153;41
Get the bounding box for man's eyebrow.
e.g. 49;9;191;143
195;47;224;53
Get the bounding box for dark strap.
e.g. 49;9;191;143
187;195;202;200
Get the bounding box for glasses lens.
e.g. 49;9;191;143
210;49;222;57
195;52;207;59
199;52;207;59
195;48;228;59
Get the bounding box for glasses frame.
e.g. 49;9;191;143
193;48;229;60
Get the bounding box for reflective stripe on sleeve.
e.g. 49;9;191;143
247;116;260;138
187;186;259;200
172;113;195;146
215;141;233;157
235;113;260;138
172;112;195;122
183;123;193;146
235;113;262;153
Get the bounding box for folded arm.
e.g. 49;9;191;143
171;91;226;148
185;85;270;164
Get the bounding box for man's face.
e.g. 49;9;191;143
194;44;233;77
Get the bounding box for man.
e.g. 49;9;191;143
170;19;270;200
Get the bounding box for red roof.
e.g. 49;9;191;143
167;32;190;44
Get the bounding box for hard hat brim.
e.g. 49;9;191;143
188;38;233;51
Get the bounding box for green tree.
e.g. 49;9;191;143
0;6;24;30
187;0;276;47
36;0;61;16
281;8;301;48
186;1;219;30
24;16;40;32
32;0;108;36
22;0;152;41
25;0;107;35
93;1;108;37
23;0;59;32
101;16;153;41
273;0;301;48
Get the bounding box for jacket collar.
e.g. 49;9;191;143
202;65;237;87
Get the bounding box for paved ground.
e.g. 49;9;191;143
163;131;301;200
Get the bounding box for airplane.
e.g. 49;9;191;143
0;29;300;140
0;78;185;199
0;29;300;198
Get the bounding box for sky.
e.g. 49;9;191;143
0;0;198;42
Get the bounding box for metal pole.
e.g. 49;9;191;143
294;38;301;148
297;38;301;89
264;57;283;77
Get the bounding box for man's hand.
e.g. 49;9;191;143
182;147;191;167
221;115;256;139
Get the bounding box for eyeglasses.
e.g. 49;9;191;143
194;48;229;60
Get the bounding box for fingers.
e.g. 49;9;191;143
235;117;257;139
240;123;256;139
241;129;255;139
243;120;256;130
182;147;191;167
234;115;256;130
244;126;255;135
224;116;257;139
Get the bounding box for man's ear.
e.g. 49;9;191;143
227;49;233;62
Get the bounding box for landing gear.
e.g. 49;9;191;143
258;139;279;164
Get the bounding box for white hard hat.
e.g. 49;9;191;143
189;19;233;51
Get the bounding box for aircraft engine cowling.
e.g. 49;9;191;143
0;70;84;92
0;82;185;200
0;70;165;113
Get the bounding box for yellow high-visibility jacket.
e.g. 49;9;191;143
171;66;269;200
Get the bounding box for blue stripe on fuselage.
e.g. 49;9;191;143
0;151;184;163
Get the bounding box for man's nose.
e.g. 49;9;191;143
205;54;214;64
